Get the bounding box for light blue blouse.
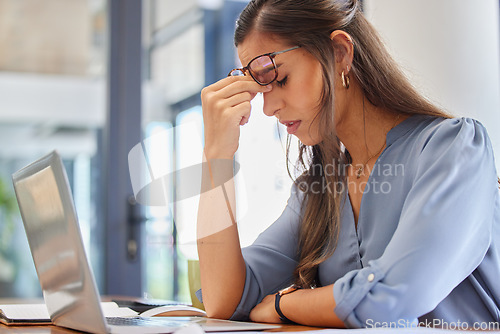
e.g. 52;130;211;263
229;115;500;328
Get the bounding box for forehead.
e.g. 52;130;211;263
237;31;291;65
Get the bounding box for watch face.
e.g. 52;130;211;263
279;285;299;296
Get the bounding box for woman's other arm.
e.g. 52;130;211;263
249;284;345;328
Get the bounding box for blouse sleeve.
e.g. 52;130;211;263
333;118;499;327
230;184;303;321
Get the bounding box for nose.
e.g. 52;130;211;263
262;91;280;117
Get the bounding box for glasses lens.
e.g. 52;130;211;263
229;69;246;77
248;55;277;85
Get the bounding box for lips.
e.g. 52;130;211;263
281;120;301;135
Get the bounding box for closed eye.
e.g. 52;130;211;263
276;76;288;87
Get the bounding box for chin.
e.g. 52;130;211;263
297;135;322;147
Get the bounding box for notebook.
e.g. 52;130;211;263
0;301;137;325
11;151;279;334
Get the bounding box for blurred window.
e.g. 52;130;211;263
0;0;107;297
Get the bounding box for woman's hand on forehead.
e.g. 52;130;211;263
201;75;272;159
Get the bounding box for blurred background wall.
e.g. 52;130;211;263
365;0;500;168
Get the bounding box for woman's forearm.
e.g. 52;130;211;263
280;285;345;327
197;155;246;319
249;284;345;328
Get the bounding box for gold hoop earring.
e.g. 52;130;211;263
341;71;350;89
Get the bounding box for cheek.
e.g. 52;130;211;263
305;60;323;105
293;68;323;115
303;66;325;144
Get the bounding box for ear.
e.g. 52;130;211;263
329;30;354;71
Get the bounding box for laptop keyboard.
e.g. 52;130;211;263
106;317;184;327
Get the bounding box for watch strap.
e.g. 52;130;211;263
274;292;293;323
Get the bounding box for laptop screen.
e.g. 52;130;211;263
12;151;108;333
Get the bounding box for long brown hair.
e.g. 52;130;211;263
235;0;450;288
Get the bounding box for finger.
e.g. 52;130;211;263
240;114;249;126
219;79;272;98
205;76;271;100
230;101;252;126
207;75;255;92
202;78;270;112
219;91;254;110
203;91;252;125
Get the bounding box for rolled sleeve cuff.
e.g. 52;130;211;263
197;261;255;321
333;262;385;328
229;262;256;321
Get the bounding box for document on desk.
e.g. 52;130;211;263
0;302;137;325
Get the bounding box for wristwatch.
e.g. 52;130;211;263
274;285;300;323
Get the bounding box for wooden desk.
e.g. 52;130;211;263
0;322;322;333
0;298;323;333
0;324;79;333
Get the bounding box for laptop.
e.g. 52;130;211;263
12;151;280;334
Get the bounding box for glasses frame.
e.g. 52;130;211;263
228;46;300;86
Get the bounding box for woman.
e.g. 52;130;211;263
197;0;500;328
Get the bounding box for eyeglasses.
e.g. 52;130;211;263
228;46;300;86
